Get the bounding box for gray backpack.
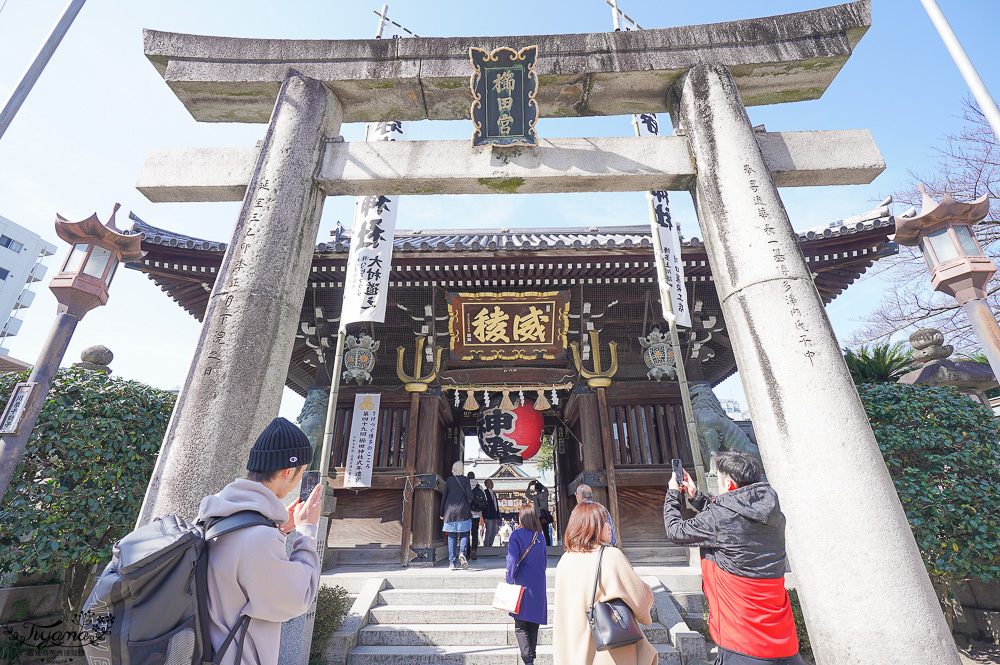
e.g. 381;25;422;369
80;511;276;665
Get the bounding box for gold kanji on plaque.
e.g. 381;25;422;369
447;291;570;363
513;306;549;342
472;306;511;343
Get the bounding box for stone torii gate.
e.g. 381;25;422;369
133;2;961;663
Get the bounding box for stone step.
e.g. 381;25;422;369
369;604;658;625
347;644;681;665
369;605;555;625
475;546;564;557
379;588;556;606
327;546;403;568
358;622;672;647
328;572;559;593
621;546;690;564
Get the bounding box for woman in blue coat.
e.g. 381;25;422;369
505;504;548;665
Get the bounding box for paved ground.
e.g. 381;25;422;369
961;641;1000;664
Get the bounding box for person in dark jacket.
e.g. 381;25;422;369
468;471;486;559
506;504;547;665
483;479;502;547
526;481;552;545
440;460;473;569
663;450;804;665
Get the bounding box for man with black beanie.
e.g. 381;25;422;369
195;417;324;665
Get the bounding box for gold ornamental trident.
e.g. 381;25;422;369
396;336;442;393
571;330;619;388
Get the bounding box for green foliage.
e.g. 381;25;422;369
843;342;917;383
0;637;26;665
787;589;813;662
859;382;1000;584
0;367;175;615
309;584;351;664
532;435;554;472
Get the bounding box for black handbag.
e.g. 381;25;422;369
586;545;645;651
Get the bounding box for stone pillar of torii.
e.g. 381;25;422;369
132;2;962;662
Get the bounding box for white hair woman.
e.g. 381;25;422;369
439;460;474;569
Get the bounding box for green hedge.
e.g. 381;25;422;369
859;383;1000;585
0;367;175;615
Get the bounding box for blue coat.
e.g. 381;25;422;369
505;527;547;624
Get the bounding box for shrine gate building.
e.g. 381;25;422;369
125;203;894;566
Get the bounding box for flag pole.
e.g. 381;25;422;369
633;121;708;492
0;0;87;141
920;0;1000;143
611;2;707;491
317;4;393;501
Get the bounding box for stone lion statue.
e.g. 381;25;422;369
689;382;761;469
296;388;330;457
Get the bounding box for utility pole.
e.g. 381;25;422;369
0;0;87;141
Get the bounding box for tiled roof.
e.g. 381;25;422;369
126;199;894;254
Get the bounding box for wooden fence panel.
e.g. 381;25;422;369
331;404;410;469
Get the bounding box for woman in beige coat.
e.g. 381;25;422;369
554;501;657;665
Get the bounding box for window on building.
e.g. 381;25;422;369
0;236;23;253
0;268;9;281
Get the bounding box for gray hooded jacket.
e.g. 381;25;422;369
196;478;320;665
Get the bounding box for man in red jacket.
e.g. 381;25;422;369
663;451;804;665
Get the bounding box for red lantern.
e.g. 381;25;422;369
476;401;545;463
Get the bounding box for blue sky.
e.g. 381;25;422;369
0;0;997;417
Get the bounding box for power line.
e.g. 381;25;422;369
371;9;419;38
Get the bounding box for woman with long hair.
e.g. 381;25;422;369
554;501;656;665
439;460;473;569
506;504;548;665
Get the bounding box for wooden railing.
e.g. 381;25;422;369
331;404;411;469
608;402;692;466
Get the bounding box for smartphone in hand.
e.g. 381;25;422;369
299;470;321;502
671;458;685;485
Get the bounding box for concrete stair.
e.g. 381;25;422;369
326;568;703;665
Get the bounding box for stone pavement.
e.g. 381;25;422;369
318;557;709;664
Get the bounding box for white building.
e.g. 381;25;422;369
719;397;750;421
0;216;57;354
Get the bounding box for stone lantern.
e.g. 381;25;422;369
894;185;1000;382
0;204;142;501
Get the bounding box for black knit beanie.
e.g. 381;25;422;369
246;417;313;472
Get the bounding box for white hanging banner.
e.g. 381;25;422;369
340;121;406;328
635;113;691;328
343;393;381;488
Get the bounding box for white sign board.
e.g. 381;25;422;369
340;121;407;329
343;393;381;488
635;112;691;328
0;382;36;435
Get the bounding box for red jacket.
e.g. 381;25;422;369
663;484;798;660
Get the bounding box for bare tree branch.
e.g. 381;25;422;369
851;97;1000;351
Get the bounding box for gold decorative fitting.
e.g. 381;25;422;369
396;337;442;392
571;330;619;389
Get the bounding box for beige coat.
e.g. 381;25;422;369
196;479;320;665
554;547;657;665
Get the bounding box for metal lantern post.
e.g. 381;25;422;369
0;204;143;501
894;185;1000;379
